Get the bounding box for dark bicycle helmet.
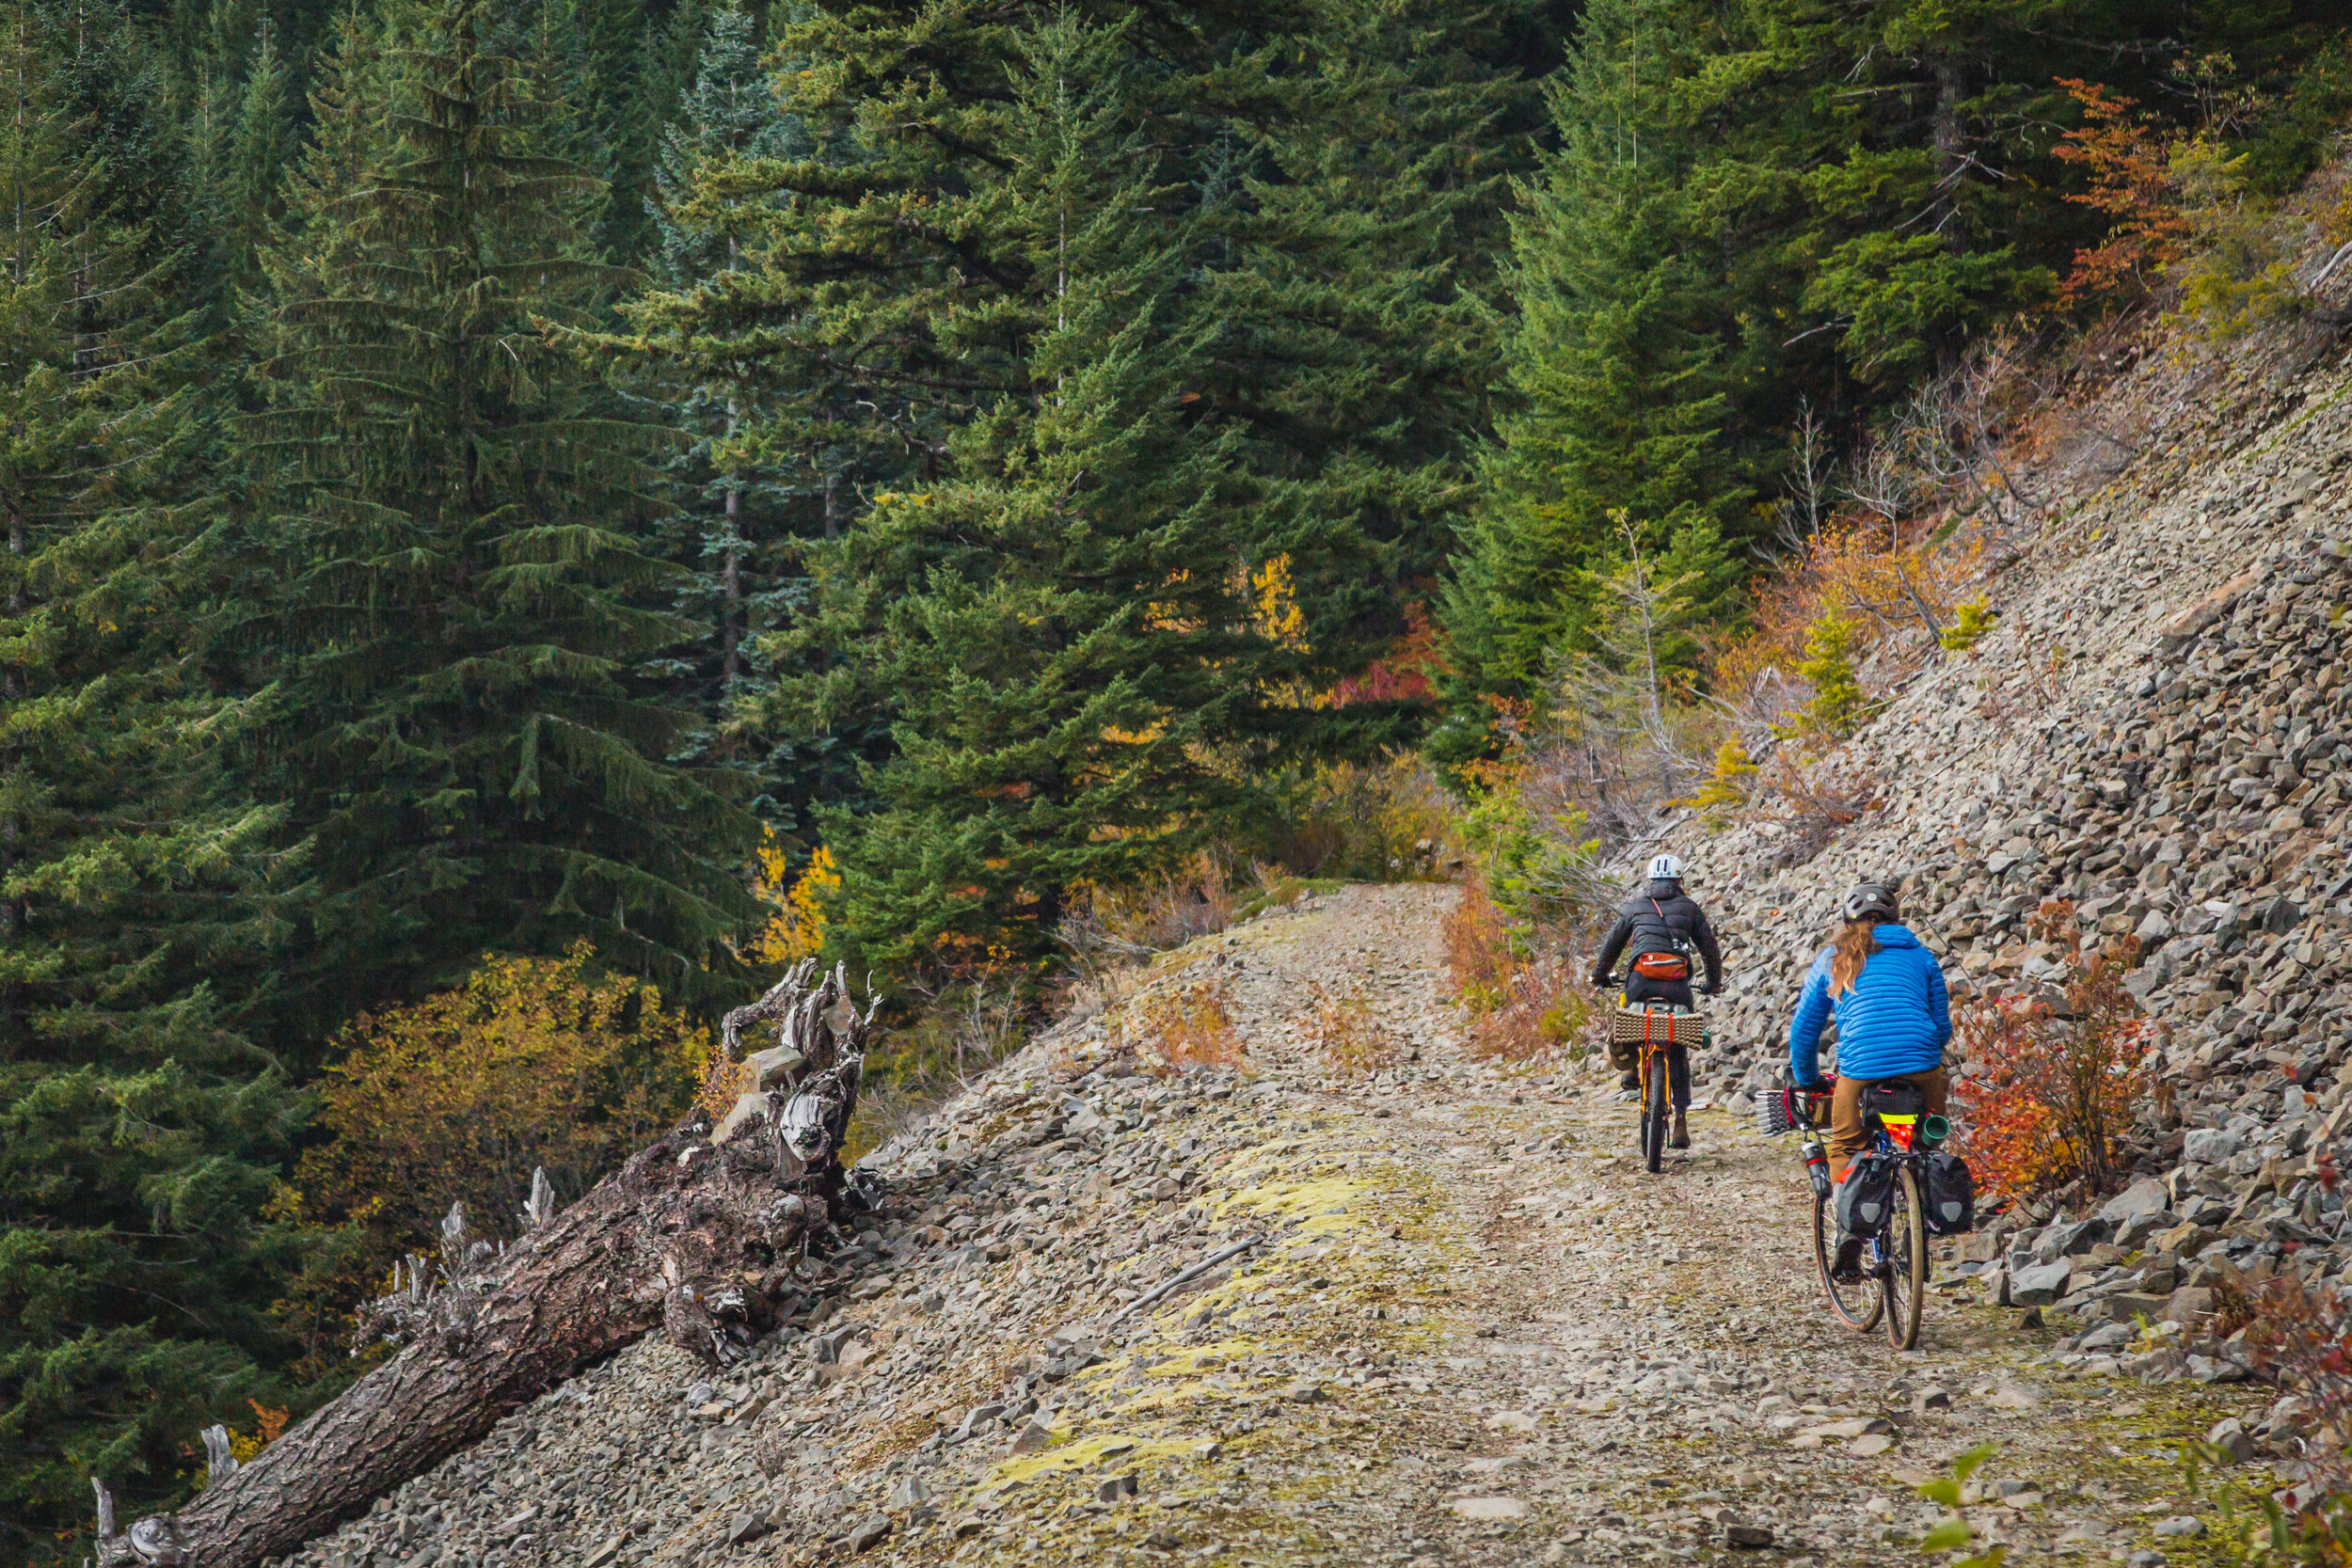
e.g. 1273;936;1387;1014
1841;880;1900;923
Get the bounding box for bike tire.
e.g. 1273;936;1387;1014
1814;1192;1883;1331
1643;1053;1669;1174
1883;1164;1928;1351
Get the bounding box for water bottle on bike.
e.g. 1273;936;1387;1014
1771;881;1965;1350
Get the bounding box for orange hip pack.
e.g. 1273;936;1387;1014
1631;951;1691;981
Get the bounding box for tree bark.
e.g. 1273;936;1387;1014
94;966;876;1568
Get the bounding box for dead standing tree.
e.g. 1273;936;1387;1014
91;964;879;1568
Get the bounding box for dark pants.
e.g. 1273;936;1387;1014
1622;974;1694;1112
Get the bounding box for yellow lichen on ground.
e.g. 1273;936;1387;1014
986;1431;1202;1487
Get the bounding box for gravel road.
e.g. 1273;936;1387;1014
930;881;2257;1568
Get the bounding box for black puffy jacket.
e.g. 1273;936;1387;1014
1592;879;1723;990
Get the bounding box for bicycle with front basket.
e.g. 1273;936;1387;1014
1760;1079;1949;1350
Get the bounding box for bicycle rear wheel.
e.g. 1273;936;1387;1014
1643;1051;1669;1173
1883;1164;1928;1350
1814;1192;1883;1331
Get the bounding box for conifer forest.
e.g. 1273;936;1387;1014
3;0;2349;1558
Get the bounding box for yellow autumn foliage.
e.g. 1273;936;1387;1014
751;839;840;964
290;942;709;1276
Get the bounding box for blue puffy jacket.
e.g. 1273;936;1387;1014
1788;924;1952;1086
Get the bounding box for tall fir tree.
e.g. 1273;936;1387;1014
218;17;294;301
631;2;814;800
761;6;1271;964
0;4;313;1559
1437;0;1741;747
238;0;763;1038
1186;0;1519;752
621;0;1532;954
1751;0;2076;381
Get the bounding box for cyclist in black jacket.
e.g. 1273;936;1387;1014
1592;854;1724;1148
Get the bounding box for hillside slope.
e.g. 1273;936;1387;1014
268;321;2352;1568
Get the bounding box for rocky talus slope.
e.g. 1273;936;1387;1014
1663;327;2352;1379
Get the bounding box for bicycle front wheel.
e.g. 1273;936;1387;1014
1814;1191;1883;1331
1883;1163;1928;1350
1643;1052;1670;1174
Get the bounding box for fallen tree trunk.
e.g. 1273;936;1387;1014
94;963;875;1568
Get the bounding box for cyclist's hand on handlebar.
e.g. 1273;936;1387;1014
1592;974;1616;990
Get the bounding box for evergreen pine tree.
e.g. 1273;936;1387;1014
631;1;811;788
239;0;763;1037
1438;0;1740;742
621;0;1534;946
1186;0;1519;752
580;0;652;259
772;7;1270;965
0;5;311;1555
1742;0;2085;380
219;17;294;299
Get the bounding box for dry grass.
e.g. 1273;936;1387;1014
843;974;1032;1164
1439;875;1518;1013
1115;978;1247;1074
1756;761;1886;869
1303;980;1402;1076
1442;878;1603;1065
1463;946;1601;1065
1056;851;1240;989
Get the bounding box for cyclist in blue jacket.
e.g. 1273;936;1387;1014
1789;882;1952;1275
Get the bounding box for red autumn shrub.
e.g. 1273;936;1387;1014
1950;899;2153;1201
1442;875;1603;1064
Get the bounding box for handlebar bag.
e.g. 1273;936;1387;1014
1925;1151;1977;1236
1834;1150;1899;1237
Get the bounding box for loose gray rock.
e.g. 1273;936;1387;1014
2009;1260;2074;1307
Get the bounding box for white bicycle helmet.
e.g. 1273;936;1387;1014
1646;853;1684;882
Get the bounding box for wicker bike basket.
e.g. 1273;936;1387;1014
1606;1004;1708;1069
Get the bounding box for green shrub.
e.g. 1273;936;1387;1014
1774;610;1878;746
1940;599;1994;652
1682;737;1757;828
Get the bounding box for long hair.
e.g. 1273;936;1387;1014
1829;918;1885;998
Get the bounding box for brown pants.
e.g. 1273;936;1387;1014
1828;1068;1948;1181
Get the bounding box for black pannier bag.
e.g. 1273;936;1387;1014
1925;1150;1977;1236
1834;1150;1900;1236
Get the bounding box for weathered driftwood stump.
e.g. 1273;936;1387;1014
93;963;876;1568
